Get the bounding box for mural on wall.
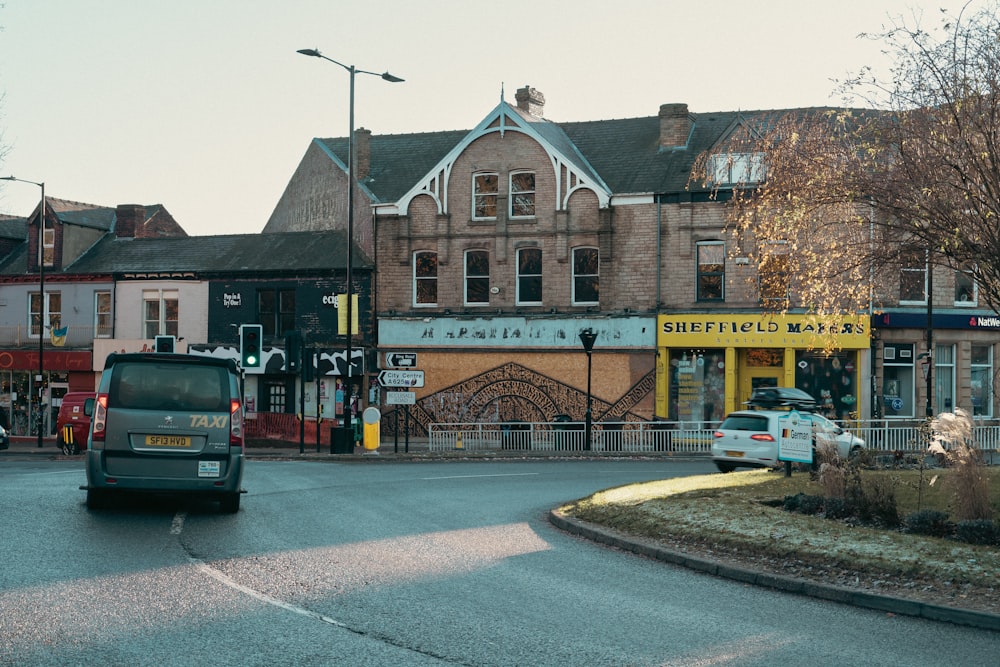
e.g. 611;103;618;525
381;362;656;436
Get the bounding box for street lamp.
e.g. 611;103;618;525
2;176;46;448
297;48;403;444
579;328;598;451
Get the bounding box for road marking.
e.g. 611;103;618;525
421;472;541;480
190;557;348;628
170;512;186;535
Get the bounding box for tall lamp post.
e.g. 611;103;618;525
2;176;46;448
579;328;598;451
297;48;403;444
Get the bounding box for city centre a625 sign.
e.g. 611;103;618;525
377;369;425;387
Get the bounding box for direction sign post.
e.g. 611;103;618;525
377;369;425;388
385;352;417;368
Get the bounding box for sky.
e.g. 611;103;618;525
0;0;990;236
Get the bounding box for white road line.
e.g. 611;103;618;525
190;557;347;628
421;472;541;480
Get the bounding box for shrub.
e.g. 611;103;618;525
783;493;825;515
955;519;1000;545
928;409;995;522
822;497;853;519
853;474;901;528
904;509;954;538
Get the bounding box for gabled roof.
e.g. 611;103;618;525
308;102;841;211
48;198;116;231
65;230;371;275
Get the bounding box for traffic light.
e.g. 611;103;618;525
240;324;263;369
285;331;301;373
154;335;176;353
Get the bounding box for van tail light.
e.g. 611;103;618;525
230;399;244;449
750;433;776;442
91;393;108;447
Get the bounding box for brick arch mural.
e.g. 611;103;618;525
381;361;656;437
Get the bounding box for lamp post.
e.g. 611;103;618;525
925;258;934;418
297;48;403;444
579;328;598;451
2;176;46;447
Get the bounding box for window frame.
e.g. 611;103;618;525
899;249;928;304
29;290;61;338
516;247;543;305
464;249;490;306
696;241;725;301
143;289;178;338
257;288;296;337
414;251;438;307
94;290;112;338
472;172;499;221
509;171;536;219
954;265;978;306
572;247;599;305
708;152;766;186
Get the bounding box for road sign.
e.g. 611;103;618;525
385;352;417;368
377;369;425;388
386;391;416;405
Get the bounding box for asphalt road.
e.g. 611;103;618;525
1;457;998;666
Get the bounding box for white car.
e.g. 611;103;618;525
711;409;864;473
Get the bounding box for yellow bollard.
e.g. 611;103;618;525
362;407;381;451
455;432;464;450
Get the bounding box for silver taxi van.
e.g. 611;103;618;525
82;352;245;512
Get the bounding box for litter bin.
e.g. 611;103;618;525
330;426;353;454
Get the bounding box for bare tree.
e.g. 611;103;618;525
696;3;1000;319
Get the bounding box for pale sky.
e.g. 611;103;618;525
0;0;987;236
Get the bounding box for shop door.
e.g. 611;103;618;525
739;369;783;408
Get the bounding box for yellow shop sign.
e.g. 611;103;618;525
657;313;869;349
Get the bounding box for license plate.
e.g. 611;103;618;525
145;435;191;448
198;461;221;478
725;450;745;458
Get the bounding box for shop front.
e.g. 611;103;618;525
0;350;94;437
656;313;871;425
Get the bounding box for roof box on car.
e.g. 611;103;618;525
745;386;818;411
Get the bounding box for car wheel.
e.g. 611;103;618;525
220;493;241;514
86;489;111;510
715;462;736;473
57;433;70;455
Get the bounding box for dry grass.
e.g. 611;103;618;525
561;466;1000;587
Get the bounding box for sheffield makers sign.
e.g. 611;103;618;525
657;313;869;349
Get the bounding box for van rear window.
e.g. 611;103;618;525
110;362;230;412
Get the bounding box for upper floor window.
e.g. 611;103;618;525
29;290;61;338
517;247;543;304
143;290;178;338
899;249;927;304
414;251;438;306
95;291;112;338
258;288;295;337
955;265;977;306
696;241;725;301
42;216;55;267
464;250;490;305
473;173;498;220
572;247;599;305
759;242;789;303
708;152;765;186
510;171;536;218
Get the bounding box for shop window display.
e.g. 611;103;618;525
668;350;726;424
795;353;858;420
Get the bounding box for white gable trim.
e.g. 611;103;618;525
396;101;611;216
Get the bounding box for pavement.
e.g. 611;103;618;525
3;436;998;632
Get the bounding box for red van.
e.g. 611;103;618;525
56;392;94;455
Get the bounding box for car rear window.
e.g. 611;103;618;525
719;415;771;432
110;361;230;412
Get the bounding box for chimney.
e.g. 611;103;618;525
115;204;146;238
355;127;372;181
515;85;545;117
659;103;692;149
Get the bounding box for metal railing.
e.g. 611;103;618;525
428;418;1000;459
